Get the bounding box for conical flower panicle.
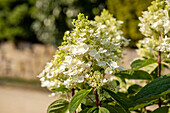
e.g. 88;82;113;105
38;10;129;92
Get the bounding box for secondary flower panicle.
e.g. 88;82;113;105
38;9;129;92
137;0;170;59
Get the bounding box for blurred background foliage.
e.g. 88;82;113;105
0;0;38;43
32;0;106;45
0;0;153;47
107;0;153;47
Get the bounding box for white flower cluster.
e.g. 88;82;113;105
94;10;130;47
158;36;170;58
137;38;158;58
38;10;129;91
137;0;170;59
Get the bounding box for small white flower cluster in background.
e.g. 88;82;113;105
38;9;129;92
137;0;170;59
137;38;158;58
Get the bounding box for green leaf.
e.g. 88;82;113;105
135;75;170;102
162;62;170;67
99;107;110;113
128;84;142;94
116;92;135;107
143;63;158;74
79;108;90;113
87;107;98;113
47;99;69;113
152;106;170;113
86;107;110;113
81;83;92;90
131;59;157;70
101;105;119;113
81;95;95;107
115;70;152;80
51;85;68;92
69;88;92;113
113;104;129;113
103;88;131;113
129;99;158;110
102;104;128;113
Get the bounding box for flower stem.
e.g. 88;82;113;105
94;89;99;107
158;34;162;108
72;88;75;97
87;95;96;105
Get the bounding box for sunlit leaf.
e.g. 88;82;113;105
69;88;92;113
131;59;157;70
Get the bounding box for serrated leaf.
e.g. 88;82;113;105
152;106;170;113
47;99;69;113
131;59;157;70
69;88;92;113
115;70;152;80
135;75;170;102
103;88;130;113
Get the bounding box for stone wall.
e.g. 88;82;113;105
0;42;56;80
0;42;168;80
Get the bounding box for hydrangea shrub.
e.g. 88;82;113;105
38;9;129;91
38;3;170;113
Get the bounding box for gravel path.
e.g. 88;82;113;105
0;86;58;113
0;85;158;113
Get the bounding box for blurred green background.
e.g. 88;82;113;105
0;0;153;47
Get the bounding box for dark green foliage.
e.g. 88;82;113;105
128;84;142;95
87;107;98;113
152;106;170;113
0;0;106;45
115;70;152;80
102;104;127;113
0;0;157;47
135;74;170;102
32;0;106;46
106;0;153;47
0;0;37;43
129;99;158;111
86;107;110;113
48;73;170;112
103;88;131;113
